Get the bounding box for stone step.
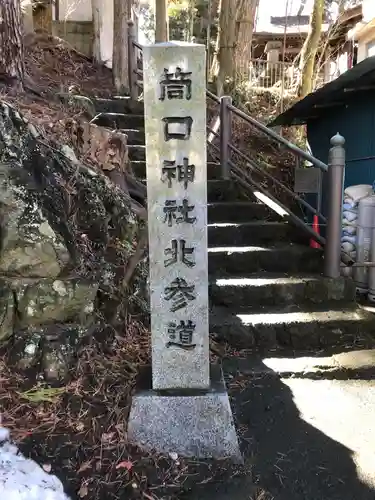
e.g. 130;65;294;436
210;303;375;351
208;201;279;223
207;181;253;202
222;349;375;377
92;96;133;114
128;144;146;161
208;244;323;275
138;179;250;202
131;160;224;180
209;274;355;310
92;113;144;129
118;128;145;145
207;221;299;247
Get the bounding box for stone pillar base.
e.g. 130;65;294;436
127;365;242;462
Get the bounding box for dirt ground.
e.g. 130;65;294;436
0;339;258;500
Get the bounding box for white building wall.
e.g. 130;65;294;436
99;0;114;68
367;40;375;57
54;0;143;68
363;0;375;23
53;0;114;67
55;0;92;21
356;26;375;62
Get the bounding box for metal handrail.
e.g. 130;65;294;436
206;90;220;103
126;22;345;278
227;104;328;172
228;142;327;223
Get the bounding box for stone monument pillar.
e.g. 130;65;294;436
127;42;241;461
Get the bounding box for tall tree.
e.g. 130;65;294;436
188;0;195;41
234;0;259;78
211;0;236;95
92;0;102;63
155;0;168;41
113;0;133;94
0;0;24;90
22;0;34;34
298;0;324;98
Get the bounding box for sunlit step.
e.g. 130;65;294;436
214;276;319;287
208;245;272;253
210;305;375;350
207;244;323;275
207;221;299;247
209;272;356;309
237;309;364;326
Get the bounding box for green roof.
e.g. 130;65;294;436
269;56;375;127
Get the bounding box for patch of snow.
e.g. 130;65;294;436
0;426;70;499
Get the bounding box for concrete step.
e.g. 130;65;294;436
92;113;144;129
92;96;132;114
138;179;251;202
128;144;146;161
131;160;223;180
92;96;144;115
209;274;355;310
118;128;145;145
208;244;323;275
210;303;375;351
205;180;253;202
207;221;299;247
208;202;280;224
222;349;375;378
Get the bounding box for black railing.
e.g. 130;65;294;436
205;91;328;247
127;21;346;279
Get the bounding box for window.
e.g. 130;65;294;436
367;40;375;58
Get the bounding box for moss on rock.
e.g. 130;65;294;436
0;101;146;381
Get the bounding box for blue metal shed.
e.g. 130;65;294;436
269;56;375;216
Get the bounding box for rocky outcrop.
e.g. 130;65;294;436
0;101;145;382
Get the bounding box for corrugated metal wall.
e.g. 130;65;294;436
306;90;375;217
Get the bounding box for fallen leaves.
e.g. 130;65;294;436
77;461;92;474
115;459;133;471
78;482;89;498
101;432;115;443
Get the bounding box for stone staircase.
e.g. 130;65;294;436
91;96;375;354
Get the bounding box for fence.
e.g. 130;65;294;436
127;21;346;279
248;59;296;90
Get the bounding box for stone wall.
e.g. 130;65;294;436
52;21;93;57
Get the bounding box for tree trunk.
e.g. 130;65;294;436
113;0;132;94
155;0;168;42
234;0;259;79
0;0;24;90
188;0;195;41
206;0;219;80
298;0;324;98
22;1;34;35
211;0;236;95
92;0;102;63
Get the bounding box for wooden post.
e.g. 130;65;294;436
127;21;138;101
220;96;232;180
155;0;168;42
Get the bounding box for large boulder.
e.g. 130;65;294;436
0;101;145;382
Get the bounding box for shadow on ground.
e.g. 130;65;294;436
224;360;375;500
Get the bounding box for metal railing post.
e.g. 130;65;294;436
220;96;232;180
127;20;138;101
324;133;345;278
